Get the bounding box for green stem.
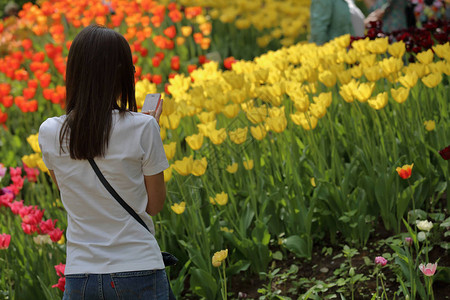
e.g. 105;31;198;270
222;261;228;300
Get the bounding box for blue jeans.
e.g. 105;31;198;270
62;269;169;300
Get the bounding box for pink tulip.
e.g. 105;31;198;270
375;256;387;266
419;263;437;276
0;233;11;249
405;237;413;246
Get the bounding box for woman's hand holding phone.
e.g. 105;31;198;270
142;93;163;124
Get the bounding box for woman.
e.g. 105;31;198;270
39;25;170;299
310;0;365;45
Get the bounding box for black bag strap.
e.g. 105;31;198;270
88;158;150;233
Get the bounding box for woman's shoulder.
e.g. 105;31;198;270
39;115;66;132
120;111;158;127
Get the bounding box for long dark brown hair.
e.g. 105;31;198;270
60;24;137;159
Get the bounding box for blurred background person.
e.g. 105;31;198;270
364;0;409;32
310;0;365;45
2;1;19;19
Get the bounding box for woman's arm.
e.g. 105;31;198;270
144;172;166;216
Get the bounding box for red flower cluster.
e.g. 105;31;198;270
0;166;64;242
52;263;66;292
353;19;449;56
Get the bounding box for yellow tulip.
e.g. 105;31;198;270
344;48;358;65
380;57;403;76
250;124;267;141
443;62;450;76
212;249;228;267
314;92;332;108
181;26;192;37
229;127;248;144
27;134;41;153
209;128;227;145
354;82;375;103
22;153;41;168
423;120;435;131
290;112;318;130
186;133;204;150
337;70;352;85
210;192;228;206
245;106;268;124
160;127;166;141
318;70;337;87
421;73;442;88
364;65;383;82
159;113;181;130
192;157;207;176
428;61;446;74
432;43;450;59
176;37;185;46
292;94;310;113
197;120;216;137
36;158;49;173
360;54;377;68
406;63;429;78
390;87;410;104
171;202;186;214
243;160;254;170
223;104;240;118
172;156;194;176
416;49;434;65
368;92;388;110
266;115;287;133
398;72;418;88
257;35;271;48
235;18;251;30
309;102;327;119
135;79;157;109
350;65;363;78
226;163;238;174
366;37;389;54
388;41;406;58
163;142;176;161
352;37;369;54
198;111;216;124
164;166;172;182
339;80;358;103
335;34;351;48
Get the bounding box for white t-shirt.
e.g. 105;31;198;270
345;0;365;37
38;110;169;274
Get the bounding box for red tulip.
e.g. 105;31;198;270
187;64;197;73
224;56;236;70
439;146;450;160
170;56;180;71
164;25;177;39
0;233;11;249
152;56;161;67
151;74;162;85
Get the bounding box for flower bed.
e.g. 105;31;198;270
1;0;449;299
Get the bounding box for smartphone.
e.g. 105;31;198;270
142;93;163;118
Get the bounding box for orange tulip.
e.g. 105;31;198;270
396;164;413;179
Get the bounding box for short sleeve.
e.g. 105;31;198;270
141;118;169;176
38;120;54;170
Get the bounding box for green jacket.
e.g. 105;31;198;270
310;0;355;45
